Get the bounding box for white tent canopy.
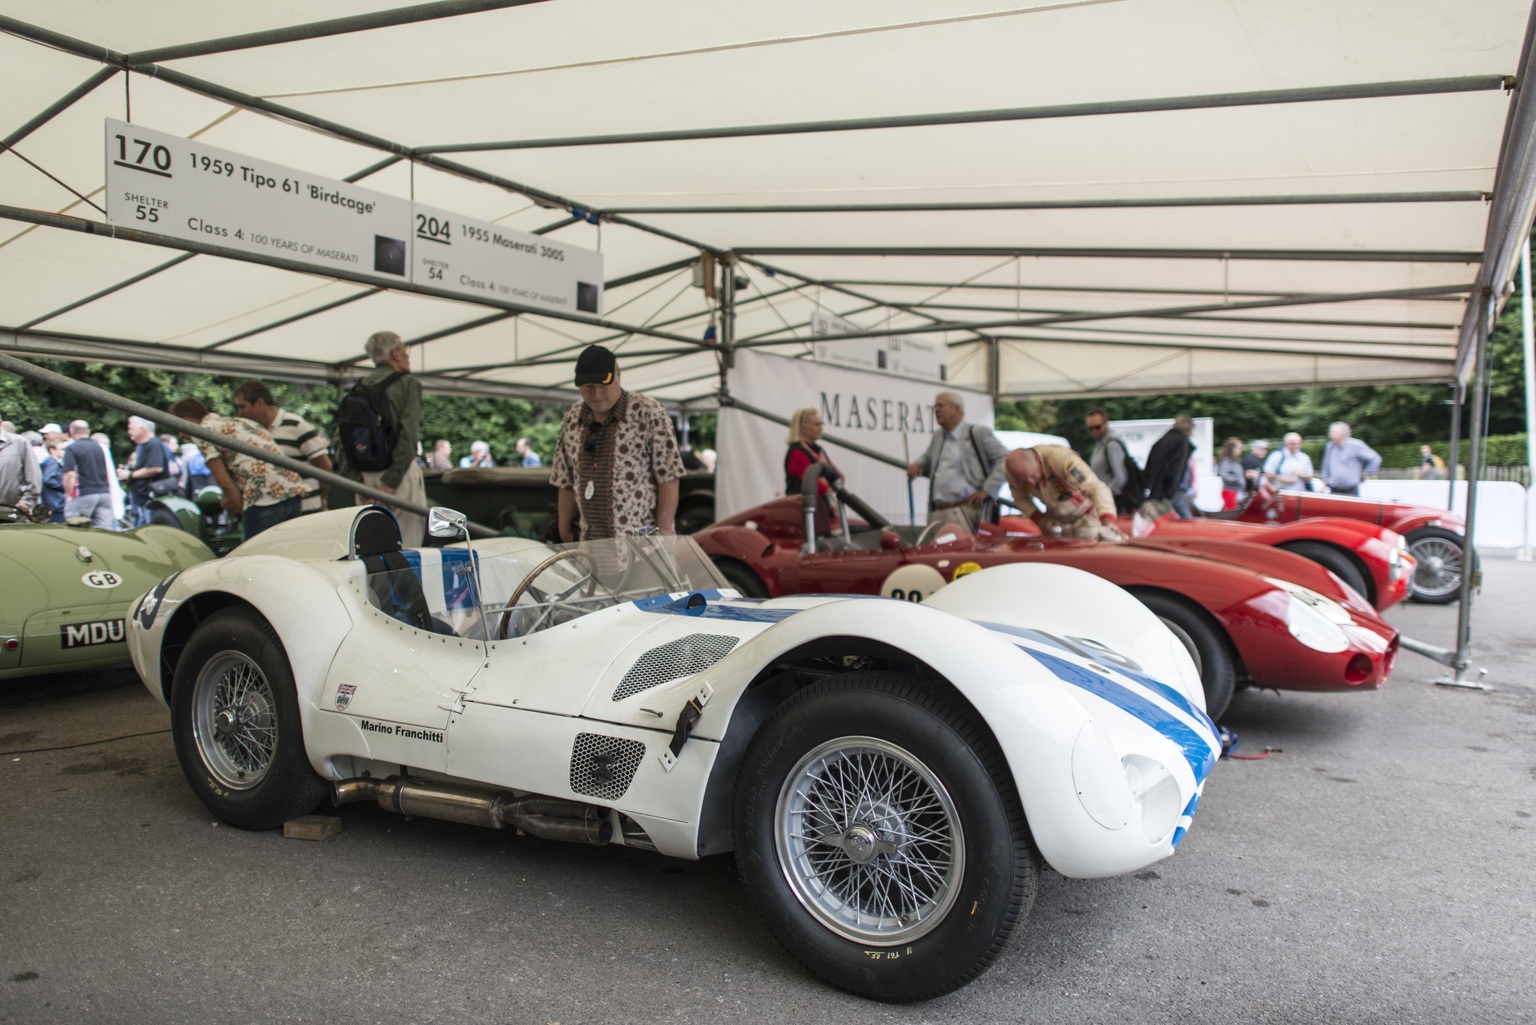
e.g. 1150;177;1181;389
4;0;1536;408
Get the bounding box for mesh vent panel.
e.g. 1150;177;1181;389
569;733;645;801
611;633;739;701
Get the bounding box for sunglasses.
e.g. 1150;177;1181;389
583;420;605;455
1086;423;1107;432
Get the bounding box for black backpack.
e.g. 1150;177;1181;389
1107;437;1147;514
336;371;403;473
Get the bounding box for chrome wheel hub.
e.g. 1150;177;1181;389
774;736;963;944
191;651;278;791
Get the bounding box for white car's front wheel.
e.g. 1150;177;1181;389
734;672;1037;1002
170;608;327;830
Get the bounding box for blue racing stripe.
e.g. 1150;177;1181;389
1023;649;1218;780
978;620;1214;734
632;591;803;624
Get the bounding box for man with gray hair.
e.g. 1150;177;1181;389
119;415;170;526
1321;421;1381;497
906;391;1008;529
0;417;40;515
340;330;425;546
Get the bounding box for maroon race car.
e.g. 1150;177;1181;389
999;508;1414;611
1225;480;1468;604
696;470;1399;720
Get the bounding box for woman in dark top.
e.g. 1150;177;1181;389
784;407;841;536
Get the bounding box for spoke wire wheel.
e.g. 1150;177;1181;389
775;735;964;945
191;649;278;791
1411;535;1463;600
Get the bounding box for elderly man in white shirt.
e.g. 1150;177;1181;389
906;391;1009;530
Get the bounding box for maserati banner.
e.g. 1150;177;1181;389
717;349;993;524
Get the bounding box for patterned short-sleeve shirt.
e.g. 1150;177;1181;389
196;414;306;509
550;390;685;539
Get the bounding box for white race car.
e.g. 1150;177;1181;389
128;505;1221;1002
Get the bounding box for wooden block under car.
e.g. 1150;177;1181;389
283;815;341;841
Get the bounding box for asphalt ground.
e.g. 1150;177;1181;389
1;553;1532;1025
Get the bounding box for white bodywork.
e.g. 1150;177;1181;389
129;507;1219;879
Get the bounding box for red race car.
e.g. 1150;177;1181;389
697;474;1398;721
1223;480;1468;604
999;509;1414;612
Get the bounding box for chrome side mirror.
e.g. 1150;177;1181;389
428;506;468;539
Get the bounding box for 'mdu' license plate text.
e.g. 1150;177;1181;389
60;620;126;648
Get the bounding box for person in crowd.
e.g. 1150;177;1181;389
1085;407;1139;513
118;415;170;527
38;436;66;525
1172;449;1200;519
459;440;496;468
551;344;685;541
698;448;717;473
233;380;333;516
906;391;1008;530
159;433;185;497
1320;421;1381;497
1143;415;1195;516
1217;437;1247;511
180;442;213;493
168;397;306;540
93;431;126;524
516;437;542;468
782;406;842;536
431;439;454;471
1264;431;1315;492
1419;444;1448;480
339;331;426;548
0;420;11;435
61;420;115;528
1242;439;1269;491
0;420;40;515
1002;446;1125;542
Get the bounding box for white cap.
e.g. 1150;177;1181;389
41;423;63;434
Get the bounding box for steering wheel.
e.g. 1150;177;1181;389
498;549;599;639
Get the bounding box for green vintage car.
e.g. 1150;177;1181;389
0;506;216;680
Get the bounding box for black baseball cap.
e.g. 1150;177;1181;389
574;344;617;386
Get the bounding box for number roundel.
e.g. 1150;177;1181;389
880;564;948;603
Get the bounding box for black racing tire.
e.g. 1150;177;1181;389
1278;540;1371;604
715;559;769;598
1407;526;1474;604
675;499;717;536
1135;591;1237;720
170;608;328;830
734;672;1038;1002
148;505;184;530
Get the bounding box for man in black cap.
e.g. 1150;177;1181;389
550;344;685;541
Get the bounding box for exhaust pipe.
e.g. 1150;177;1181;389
333;776;613;846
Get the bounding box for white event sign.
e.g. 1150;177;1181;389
717;349;993;524
810;312;947;382
104;119;412;283
410;204;603;316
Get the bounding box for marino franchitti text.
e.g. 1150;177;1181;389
359;719;444;743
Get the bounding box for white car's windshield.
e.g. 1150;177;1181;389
466;533;728;641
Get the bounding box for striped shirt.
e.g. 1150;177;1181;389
264;408;329;514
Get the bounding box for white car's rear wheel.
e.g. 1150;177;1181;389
735;672;1037;1002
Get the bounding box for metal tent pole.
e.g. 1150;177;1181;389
415;76;1508;153
0;352;500;538
1521;238;1536;560
1437;292;1493;689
